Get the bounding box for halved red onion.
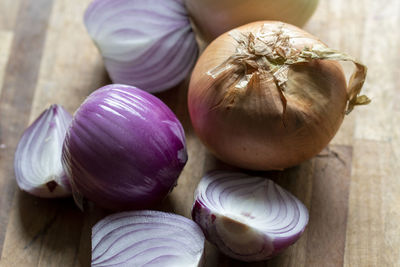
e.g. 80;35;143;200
192;171;309;261
62;84;187;210
84;0;198;93
92;210;205;266
14;104;72;198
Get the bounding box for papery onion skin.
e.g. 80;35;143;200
188;21;354;170
192;171;309;262
185;0;319;42
92;210;205;267
84;0;198;93
62;84;187;210
14;104;72;198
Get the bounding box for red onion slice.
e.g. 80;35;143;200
84;0;198;93
92;210;205;267
192;171;309;261
14;104;72;198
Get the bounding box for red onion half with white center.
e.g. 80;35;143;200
14;104;72;198
192;171;309;261
62;84;187;210
92;210;205;266
84;0;198;93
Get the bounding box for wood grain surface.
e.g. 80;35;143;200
0;0;398;266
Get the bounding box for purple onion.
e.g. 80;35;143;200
62;84;187;210
192;171;309;262
84;0;198;93
14;104;72;198
92;210;205;266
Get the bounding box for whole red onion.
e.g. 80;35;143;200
62;84;187;210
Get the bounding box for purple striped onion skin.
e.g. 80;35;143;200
62;84;187;210
14;104;72;198
84;0;198;93
192;171;309;262
92;210;205;267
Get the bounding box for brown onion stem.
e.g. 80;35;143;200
208;24;370;115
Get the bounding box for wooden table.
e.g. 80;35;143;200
0;0;398;266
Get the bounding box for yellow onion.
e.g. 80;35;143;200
185;0;319;42
188;21;370;170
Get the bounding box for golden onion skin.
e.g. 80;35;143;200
188;21;348;170
186;0;319;42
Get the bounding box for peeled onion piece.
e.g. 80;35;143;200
186;0;319;42
92;210;205;267
84;0;198;93
188;21;370;170
62;84;187;210
14;104;72;198
192;171;309;261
